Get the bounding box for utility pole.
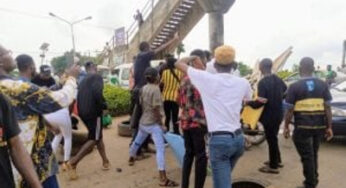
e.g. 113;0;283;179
342;40;346;68
49;12;92;61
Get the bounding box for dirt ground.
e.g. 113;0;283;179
58;116;346;188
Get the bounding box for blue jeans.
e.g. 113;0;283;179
129;124;165;170
209;134;245;188
42;175;59;188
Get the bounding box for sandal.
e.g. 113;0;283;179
258;166;279;174
102;162;111;171
66;162;78;180
128;157;135;166
61;162;68;172
159;179;179;187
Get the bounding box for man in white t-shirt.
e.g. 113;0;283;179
175;45;252;188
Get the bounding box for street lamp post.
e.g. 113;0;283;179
49;12;92;58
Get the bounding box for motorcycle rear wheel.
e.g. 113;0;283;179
244;122;266;146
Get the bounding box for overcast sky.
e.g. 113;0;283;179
0;0;345;69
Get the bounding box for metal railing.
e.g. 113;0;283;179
126;0;160;44
100;0;160;66
107;0;159;49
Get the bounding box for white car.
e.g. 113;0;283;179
113;63;132;89
331;80;346;103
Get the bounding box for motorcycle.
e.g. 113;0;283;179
241;105;266;149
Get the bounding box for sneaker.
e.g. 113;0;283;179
258;166;279;174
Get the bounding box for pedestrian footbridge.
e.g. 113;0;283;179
110;0;206;64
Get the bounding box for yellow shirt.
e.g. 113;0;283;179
161;69;183;102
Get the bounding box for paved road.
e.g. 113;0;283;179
234;136;346;188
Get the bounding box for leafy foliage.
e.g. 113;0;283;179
238;62;253;77
176;42;185;58
277;70;293;79
103;84;131;116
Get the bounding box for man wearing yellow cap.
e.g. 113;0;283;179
175;45;252;188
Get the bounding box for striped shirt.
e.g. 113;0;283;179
161;68;183;102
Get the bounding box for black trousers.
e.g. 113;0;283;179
262;118;282;169
164;101;180;135
182;127;207;188
293;129;323;188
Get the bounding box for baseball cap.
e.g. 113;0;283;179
40;65;51;76
214;45;236;66
144;67;158;79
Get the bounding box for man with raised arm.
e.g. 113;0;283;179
0;44;79;188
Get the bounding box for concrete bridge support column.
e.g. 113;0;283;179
209;12;224;53
196;0;235;53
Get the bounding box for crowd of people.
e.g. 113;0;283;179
0;34;335;188
129;38;334;188
0;43;112;188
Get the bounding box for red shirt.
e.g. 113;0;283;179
178;76;206;130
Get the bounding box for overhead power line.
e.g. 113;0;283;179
0;7;116;30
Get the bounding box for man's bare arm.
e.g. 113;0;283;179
175;56;198;74
9;136;42;188
325;104;332;129
324;103;333;141
283;108;294;138
153;33;179;54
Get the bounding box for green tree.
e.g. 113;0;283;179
277;70;293;79
50;51;102;74
50;52;70;74
292;64;299;72
176;42;185;58
238;62;253;77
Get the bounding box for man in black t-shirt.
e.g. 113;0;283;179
247;58;287;174
134;33;179;89
284;57;333;188
0;94;42;188
68;61;110;180
32;65;56;88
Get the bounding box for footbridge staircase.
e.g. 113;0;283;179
105;0;205;66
